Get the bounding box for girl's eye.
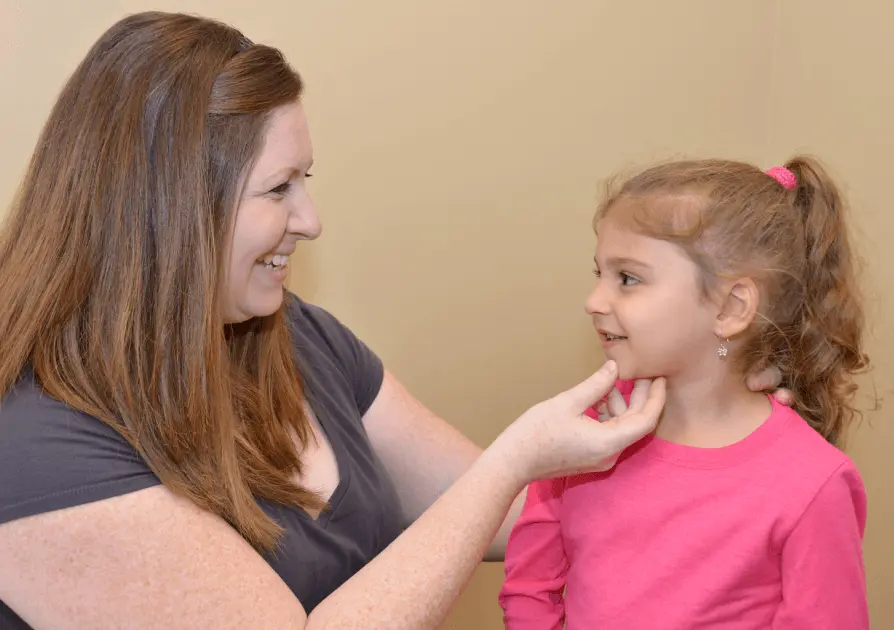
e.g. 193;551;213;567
620;272;640;286
592;268;601;278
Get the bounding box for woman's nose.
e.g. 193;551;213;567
288;193;322;240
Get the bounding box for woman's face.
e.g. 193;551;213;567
222;101;320;324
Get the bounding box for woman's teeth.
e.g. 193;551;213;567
258;254;289;269
604;334;627;341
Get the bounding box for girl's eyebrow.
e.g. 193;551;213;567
595;255;651;270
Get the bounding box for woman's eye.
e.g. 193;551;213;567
620;272;640;286
270;181;291;195
592;268;601;278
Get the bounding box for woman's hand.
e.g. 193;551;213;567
746;365;794;405
592;365;795;424
492;360;666;486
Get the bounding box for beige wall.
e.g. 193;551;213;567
1;1;890;628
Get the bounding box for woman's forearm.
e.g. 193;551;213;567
308;362;665;628
307;441;521;630
484;487;527;562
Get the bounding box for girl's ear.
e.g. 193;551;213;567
715;277;760;338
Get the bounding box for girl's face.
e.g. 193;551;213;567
585;204;723;382
222;101;320;324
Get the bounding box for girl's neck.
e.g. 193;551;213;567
655;368;773;449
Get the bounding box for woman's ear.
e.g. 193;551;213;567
715;277;760;338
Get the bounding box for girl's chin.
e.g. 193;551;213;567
615;363;662;382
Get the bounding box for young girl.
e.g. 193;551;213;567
499;157;870;629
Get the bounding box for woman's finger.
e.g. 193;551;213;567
746;365;782;392
772;388;794;406
626;379;653;413
607;387;627;417
600;378;667;452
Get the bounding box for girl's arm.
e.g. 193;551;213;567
772;461;868;629
498;478;569;630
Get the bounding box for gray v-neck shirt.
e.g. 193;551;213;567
0;293;404;627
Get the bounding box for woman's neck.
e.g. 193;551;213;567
655;367;773;448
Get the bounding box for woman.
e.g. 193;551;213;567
0;12;787;629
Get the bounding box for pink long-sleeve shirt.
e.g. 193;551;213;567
499;388;868;629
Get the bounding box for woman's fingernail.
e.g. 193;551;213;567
605;360;617;373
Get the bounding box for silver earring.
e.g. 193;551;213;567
717;338;730;358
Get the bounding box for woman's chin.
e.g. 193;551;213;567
223;290;285;324
249;293;285;319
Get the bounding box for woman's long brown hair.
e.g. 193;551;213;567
0;11;323;550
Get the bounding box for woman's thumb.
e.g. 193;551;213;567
561;361;619;412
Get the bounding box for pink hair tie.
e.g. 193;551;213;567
765;166;797;190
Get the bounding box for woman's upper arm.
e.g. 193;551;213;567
361;370;526;560
0;486;308;630
362;370;484;525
